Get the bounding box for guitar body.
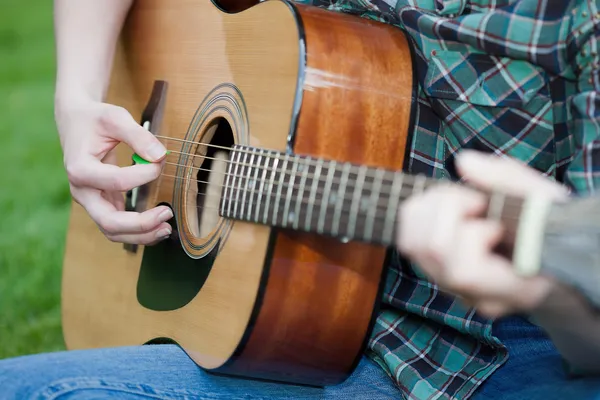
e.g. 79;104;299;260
61;0;415;386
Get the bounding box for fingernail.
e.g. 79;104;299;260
156;227;172;239
159;208;173;222
147;143;167;161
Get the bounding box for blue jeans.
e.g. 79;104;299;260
1;316;600;399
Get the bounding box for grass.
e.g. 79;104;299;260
0;0;70;359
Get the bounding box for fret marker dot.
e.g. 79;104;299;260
247;180;254;189
340;236;350;244
287;212;295;223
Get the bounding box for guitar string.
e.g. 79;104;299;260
156;154;524;213
154;173;524;224
150;169;524;224
156;135;434;186
163;173;432;218
157;152;434;211
155;139;524;211
163;157;523;213
135;137;523;221
160;188;518;242
157;150;523;211
161;157;432;200
171;195;522;230
163;149;428;198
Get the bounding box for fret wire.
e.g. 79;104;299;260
318;160;337;234
332;162;351;237
364;168;385;242
305;158;324;232
383;172;403;243
228;150;243;218
239;151;254;219
248;150;264;222
347;164;367;241
221;150;234;216
273;153;290;226
292;157;310;230
282;157;299;227
254;149;269;222
263;150;279;224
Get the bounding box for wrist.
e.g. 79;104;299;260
55;81;103;106
54;87;101;120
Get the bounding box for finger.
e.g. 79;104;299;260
103;106;167;162
472;300;511;319
79;191;173;235
455;150;568;199
425;186;486;260
69;156;163;192
397;185;486;272
102;190;125;212
446;220;552;311
106;222;173;246
102;148;118;166
443;220;508;296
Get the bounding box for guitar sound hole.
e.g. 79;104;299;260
136;118;234;312
188;118;234;239
212;0;259;13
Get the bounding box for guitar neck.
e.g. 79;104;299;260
219;145;523;250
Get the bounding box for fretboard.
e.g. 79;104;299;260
218;145;521;249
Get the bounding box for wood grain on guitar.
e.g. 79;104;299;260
62;0;413;386
62;0;569;389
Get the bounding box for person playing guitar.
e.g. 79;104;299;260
2;0;600;399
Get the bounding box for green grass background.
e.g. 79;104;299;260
0;0;70;359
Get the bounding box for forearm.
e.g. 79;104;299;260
54;0;133;105
530;281;600;375
535;7;600;375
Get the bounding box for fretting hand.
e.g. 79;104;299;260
395;150;569;318
56;100;173;245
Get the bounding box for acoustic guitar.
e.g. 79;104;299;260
61;0;599;387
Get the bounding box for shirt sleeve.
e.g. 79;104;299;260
541;15;600;375
529;282;600;377
563;20;600;195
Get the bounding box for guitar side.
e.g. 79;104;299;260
61;0;415;387
215;4;416;385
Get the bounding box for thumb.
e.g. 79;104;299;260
455;150;568;199
109;107;167;162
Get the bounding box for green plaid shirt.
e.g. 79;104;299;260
294;0;600;399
